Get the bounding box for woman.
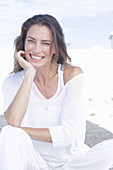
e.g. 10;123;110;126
0;14;113;170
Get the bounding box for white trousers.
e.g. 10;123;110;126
0;125;113;170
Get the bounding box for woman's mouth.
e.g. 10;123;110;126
30;54;44;60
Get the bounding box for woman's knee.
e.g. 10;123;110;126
1;125;18;136
0;125;13;136
0;125;28;143
1;124;13;131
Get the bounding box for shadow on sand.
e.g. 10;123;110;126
85;120;113;147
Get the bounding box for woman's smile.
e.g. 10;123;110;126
30;54;45;60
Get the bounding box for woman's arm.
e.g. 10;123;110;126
20;127;52;143
4;51;36;127
49;66;86;147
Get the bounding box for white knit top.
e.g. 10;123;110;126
2;64;89;162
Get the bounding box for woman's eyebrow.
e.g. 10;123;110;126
41;40;52;42
27;36;52;42
27;36;35;40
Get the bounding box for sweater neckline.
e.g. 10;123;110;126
32;64;62;101
32;71;84;102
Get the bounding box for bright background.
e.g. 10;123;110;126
0;0;113;118
0;0;113;49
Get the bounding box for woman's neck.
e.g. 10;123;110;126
34;63;58;86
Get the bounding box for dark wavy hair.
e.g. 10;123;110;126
13;14;71;73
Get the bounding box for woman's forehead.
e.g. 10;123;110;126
27;25;53;39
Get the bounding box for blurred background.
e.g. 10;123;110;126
0;0;113;133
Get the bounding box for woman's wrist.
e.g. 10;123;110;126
25;69;36;81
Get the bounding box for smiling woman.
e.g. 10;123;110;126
0;14;113;170
24;24;54;69
13;14;71;73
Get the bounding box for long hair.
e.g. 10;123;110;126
13;14;71;73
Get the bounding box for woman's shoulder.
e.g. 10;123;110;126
64;63;83;85
3;70;25;86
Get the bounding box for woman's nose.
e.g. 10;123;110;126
33;43;42;53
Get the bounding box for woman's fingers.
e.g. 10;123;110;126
16;50;25;59
15;51;36;73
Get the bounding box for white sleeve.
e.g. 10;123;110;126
2;73;23;114
49;74;86;148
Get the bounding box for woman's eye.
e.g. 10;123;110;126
43;43;51;46
28;40;34;43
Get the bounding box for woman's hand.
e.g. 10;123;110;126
16;51;36;75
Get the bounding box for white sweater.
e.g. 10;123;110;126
2;65;89;162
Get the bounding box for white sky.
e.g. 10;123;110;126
0;0;113;49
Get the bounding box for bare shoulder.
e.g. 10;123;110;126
64;64;83;84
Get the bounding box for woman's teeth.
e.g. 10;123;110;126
30;55;43;60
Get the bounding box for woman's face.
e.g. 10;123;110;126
25;24;55;69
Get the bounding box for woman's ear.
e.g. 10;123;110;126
51;44;57;62
52;52;59;63
51;53;56;61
